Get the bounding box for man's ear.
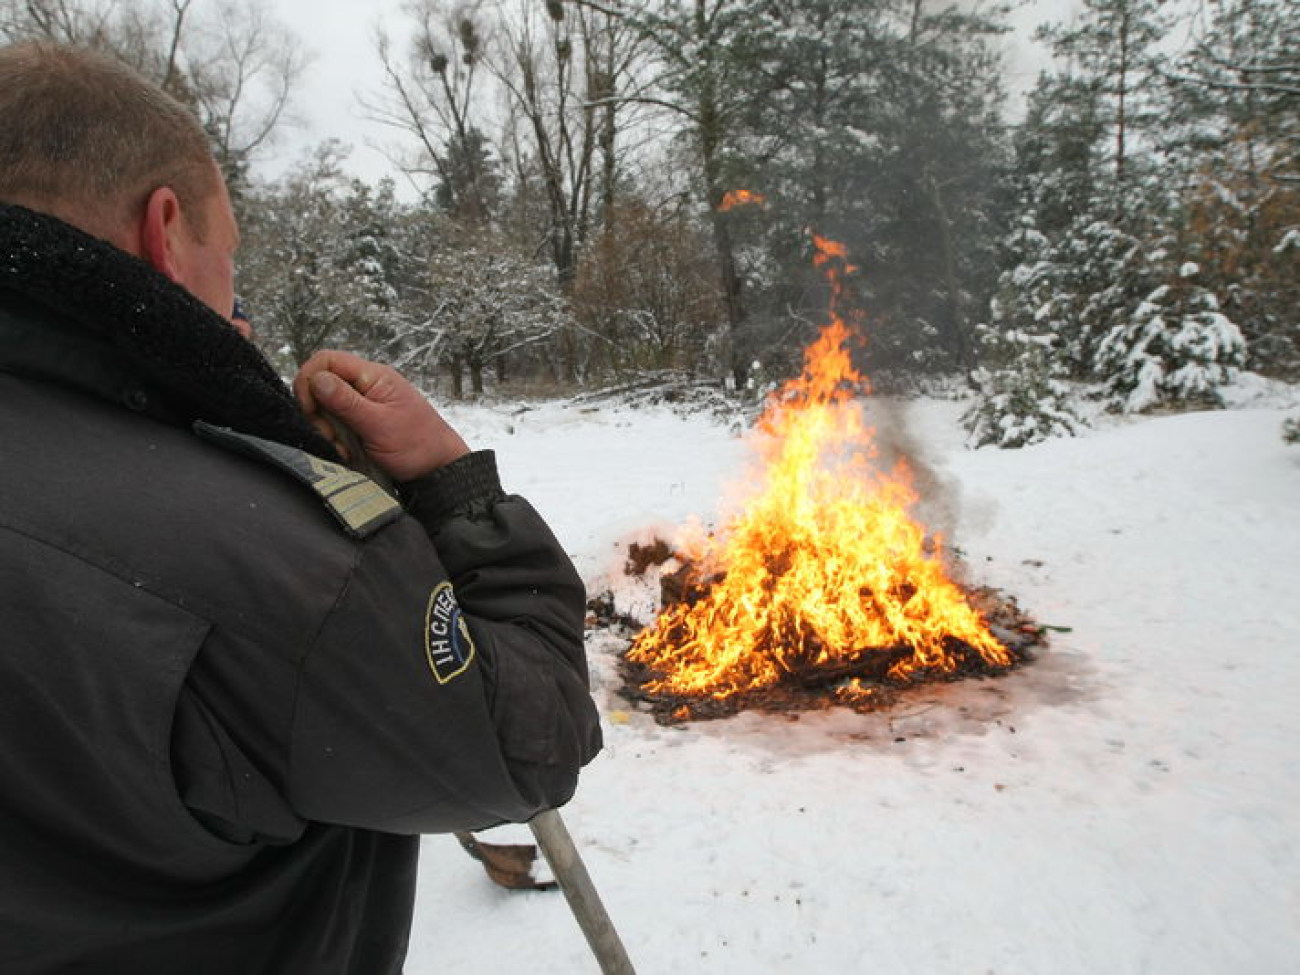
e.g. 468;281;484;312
138;186;186;283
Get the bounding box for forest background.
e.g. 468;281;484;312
2;0;1296;447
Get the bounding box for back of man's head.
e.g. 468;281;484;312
0;42;216;243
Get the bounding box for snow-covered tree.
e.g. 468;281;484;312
964;67;1110;446
239;144;409;369
1162;0;1300;377
1053;217;1148;373
964;325;1081;450
1284;412;1300;444
964;217;1082;448
1013;72;1107;241
396;230;574;398
1094;261;1246;413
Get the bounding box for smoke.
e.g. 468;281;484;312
860;396;965;544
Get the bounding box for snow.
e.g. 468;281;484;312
407;386;1300;974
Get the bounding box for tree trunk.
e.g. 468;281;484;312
697;106;746;383
1115;2;1130;210
449;356;465;400
926;174;972;369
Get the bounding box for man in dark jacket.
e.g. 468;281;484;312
0;42;602;973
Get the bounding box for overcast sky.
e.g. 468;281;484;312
258;0;1068;193
258;0;410;188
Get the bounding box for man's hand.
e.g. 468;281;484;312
293;350;470;482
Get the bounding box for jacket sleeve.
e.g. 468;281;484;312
286;450;602;834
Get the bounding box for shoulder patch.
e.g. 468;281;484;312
194;421;403;539
424;581;476;684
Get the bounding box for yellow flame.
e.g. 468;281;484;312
627;236;1011;699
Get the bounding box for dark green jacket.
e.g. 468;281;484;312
0;205;601;973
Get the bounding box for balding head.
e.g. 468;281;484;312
0;42;218;244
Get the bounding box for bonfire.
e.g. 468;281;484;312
615;236;1039;722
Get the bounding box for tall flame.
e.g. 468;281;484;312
627;235;1011;700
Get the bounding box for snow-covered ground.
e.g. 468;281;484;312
407;382;1300;974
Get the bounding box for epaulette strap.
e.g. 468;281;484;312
194;421;404;539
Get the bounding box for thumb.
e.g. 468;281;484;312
309;370;369;422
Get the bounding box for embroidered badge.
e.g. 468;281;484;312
424;581;476;684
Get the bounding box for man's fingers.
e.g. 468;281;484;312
299;354;395;411
308;369;380;422
304;411;352;462
296;351;365;414
307;370;344;405
293;349;468;480
302;351;381;390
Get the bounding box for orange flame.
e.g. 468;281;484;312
627;236;1011;700
719;189;766;212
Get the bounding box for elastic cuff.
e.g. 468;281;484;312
400;450;505;528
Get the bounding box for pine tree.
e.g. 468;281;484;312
1035;0;1171;214
969;0;1259;439
964;337;1081;449
434;127;502;224
1094;259;1246;413
1284;412;1300;445
965;67;1119;444
963;209;1084;448
1054;216;1147;375
1163;0;1300;377
1013;72;1107;240
706;0;1014;379
334;178;411;358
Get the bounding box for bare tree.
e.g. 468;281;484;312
0;0;117;46
1;0;306;186
185;1;307;183
495;0;657;271
369;0;655;264
557;0;772;382
365;1;499;223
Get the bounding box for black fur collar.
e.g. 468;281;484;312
0;203;337;458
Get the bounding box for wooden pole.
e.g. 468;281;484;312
529;809;636;974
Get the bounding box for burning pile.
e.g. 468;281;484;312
615;236;1039;722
